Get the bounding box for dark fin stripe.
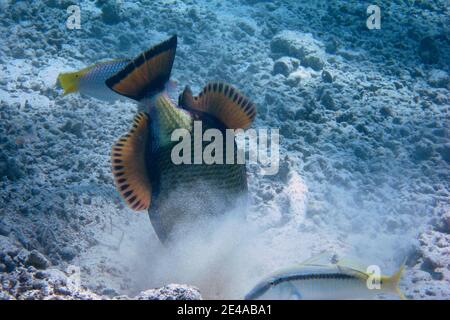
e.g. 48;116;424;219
111;112;152;211
178;81;256;129
106;35;177;101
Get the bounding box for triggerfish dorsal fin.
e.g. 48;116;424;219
105;35;177;101
111;112;152;211
179;81;257;129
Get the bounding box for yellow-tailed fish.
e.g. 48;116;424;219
245;257;406;300
104;35;256;243
57;59;131;101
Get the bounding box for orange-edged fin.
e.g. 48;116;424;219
179;81;256;129
111;112;151;211
105;35;177;101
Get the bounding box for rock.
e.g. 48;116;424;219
428;69;449;88
336;111;355;124
134;284;201;300
59;246;77;262
0;235;20;258
325;37;339;54
337;49;363;61
285;74;300;87
320;91;336;110
321;70;333;83
237;21;255;36
271;31;325;70
3;255;15;272
380;106;393;117
286;67;313;86
59;120;83;138
272;57;299;77
0;155;23;181
419;36;440;64
303;55;324;71
25;250;50;270
0;221;11;236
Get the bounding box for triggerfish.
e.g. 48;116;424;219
69;35;256;243
245;256;406;300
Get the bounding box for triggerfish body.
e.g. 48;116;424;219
93;35;257;243
245;256;406;300
57;59;132;101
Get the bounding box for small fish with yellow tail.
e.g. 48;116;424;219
245;255;406;300
60;35;256;243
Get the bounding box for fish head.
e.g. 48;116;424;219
57;67;91;95
244;278;274;300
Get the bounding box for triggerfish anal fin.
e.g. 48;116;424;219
105;35;177;101
111;112;152;211
179;81;257;129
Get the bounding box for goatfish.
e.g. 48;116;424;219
75;35;257;243
245;256;406;300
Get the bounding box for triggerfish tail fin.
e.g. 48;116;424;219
105;35;177;101
57;66;92;95
111;112;152;211
178;81;257;129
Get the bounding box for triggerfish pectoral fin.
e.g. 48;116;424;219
111;112;152;211
105;35;177;101
178;81;257;129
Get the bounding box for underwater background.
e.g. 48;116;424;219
0;0;448;299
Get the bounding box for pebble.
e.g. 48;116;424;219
272;56;299;77
321;70;333;83
320;91;336;110
26;250;50;270
59;246;77;262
